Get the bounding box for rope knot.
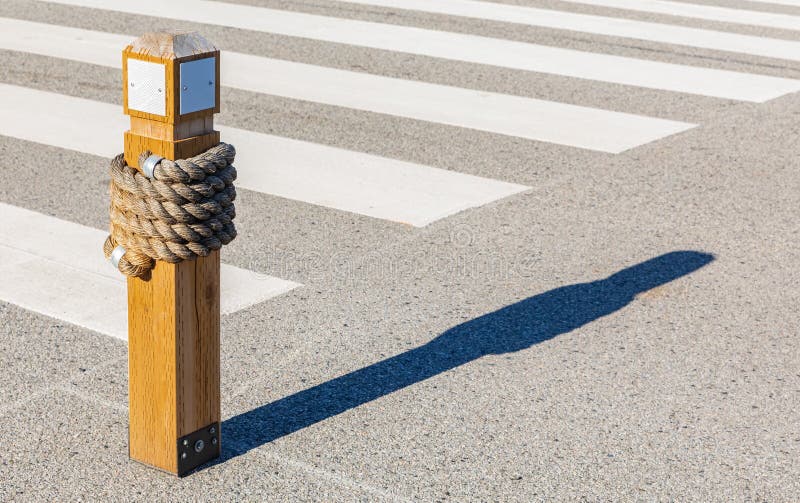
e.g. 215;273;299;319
103;143;237;277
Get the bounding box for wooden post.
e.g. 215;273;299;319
122;31;222;476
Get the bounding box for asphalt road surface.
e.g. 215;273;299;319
1;0;799;500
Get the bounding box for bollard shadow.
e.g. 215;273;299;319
220;250;714;459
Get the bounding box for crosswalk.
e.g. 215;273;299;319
0;0;798;341
1;25;796;111
0;18;694;151
37;1;800;99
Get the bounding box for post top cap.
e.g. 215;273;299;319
126;31;217;60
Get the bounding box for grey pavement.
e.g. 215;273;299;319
1;0;800;501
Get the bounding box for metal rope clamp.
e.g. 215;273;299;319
141;154;164;179
109;245;127;270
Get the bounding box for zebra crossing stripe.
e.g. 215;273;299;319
558;0;800;31
331;0;800;62
741;0;800;6
30;1;800;101
0;84;529;226
0;203;300;341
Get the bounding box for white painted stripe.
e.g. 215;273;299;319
223;31;799;105
744;0;800;6
0;203;300;340
32;2;800;100
337;0;800;62
0;84;529;226
223;57;696;146
560;0;800;31
0;18;696;151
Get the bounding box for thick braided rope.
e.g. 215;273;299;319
103;143;237;277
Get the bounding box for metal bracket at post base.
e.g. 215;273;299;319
177;422;220;476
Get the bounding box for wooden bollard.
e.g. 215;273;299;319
121;32;222;476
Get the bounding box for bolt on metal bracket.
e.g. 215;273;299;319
177;422;220;476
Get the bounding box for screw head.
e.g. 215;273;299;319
211;437;218;445
194;439;205;453
182;439;189;447
209;426;216;435
183;85;188;91
181;452;187;460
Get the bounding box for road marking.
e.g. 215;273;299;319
0;18;696;150
0;203;300;341
0;84;529;226
28;3;800;101
559;0;800;31
335;0;800;62
743;0;800;6
222;29;798;106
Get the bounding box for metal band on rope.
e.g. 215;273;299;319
141;154;164;179
109;245;127;269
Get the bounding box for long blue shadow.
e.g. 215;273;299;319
222;250;713;456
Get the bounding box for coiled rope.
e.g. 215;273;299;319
103;143;237;278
